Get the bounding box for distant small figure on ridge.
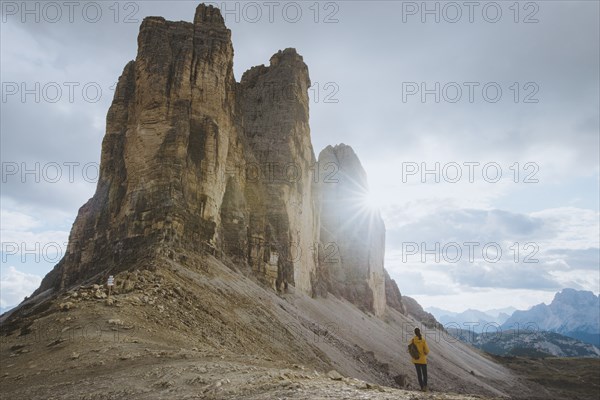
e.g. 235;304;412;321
408;327;430;392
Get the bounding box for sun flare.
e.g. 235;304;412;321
362;190;383;212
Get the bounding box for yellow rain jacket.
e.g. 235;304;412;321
410;335;429;364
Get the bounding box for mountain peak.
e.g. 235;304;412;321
553;288;598;304
269;47;304;65
319;144;368;190
194;3;225;26
316;144;386;315
502;288;600;346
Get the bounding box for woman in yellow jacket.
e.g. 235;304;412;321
410;327;430;392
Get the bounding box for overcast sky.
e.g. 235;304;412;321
1;1;599;312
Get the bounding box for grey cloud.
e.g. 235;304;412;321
386;208;545;246
384;267;459;297
544;248;600;271
384;206;598;292
448;261;563;291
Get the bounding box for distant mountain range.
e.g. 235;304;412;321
502;288;600;347
427;289;600;347
448;328;600;358
426;306;517;333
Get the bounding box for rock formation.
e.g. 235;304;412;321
32;4;403;318
402;296;444;330
317;144;386;316
239;48;319;294
384;270;406;314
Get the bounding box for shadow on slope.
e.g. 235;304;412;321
1;247;544;399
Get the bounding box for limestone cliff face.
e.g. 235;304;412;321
33;4;403;317
38;6;240;293
317;144;386;317
239;49;319;294
384;270;406;314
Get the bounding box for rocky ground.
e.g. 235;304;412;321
1;343;503;400
0;251;591;399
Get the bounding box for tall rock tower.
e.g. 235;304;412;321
239;49;319;294
317;144;386;317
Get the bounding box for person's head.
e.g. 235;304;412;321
414;327;422;339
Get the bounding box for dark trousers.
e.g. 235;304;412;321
414;363;427;388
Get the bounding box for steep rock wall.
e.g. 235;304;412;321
317;144;386;317
239;49;319;294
